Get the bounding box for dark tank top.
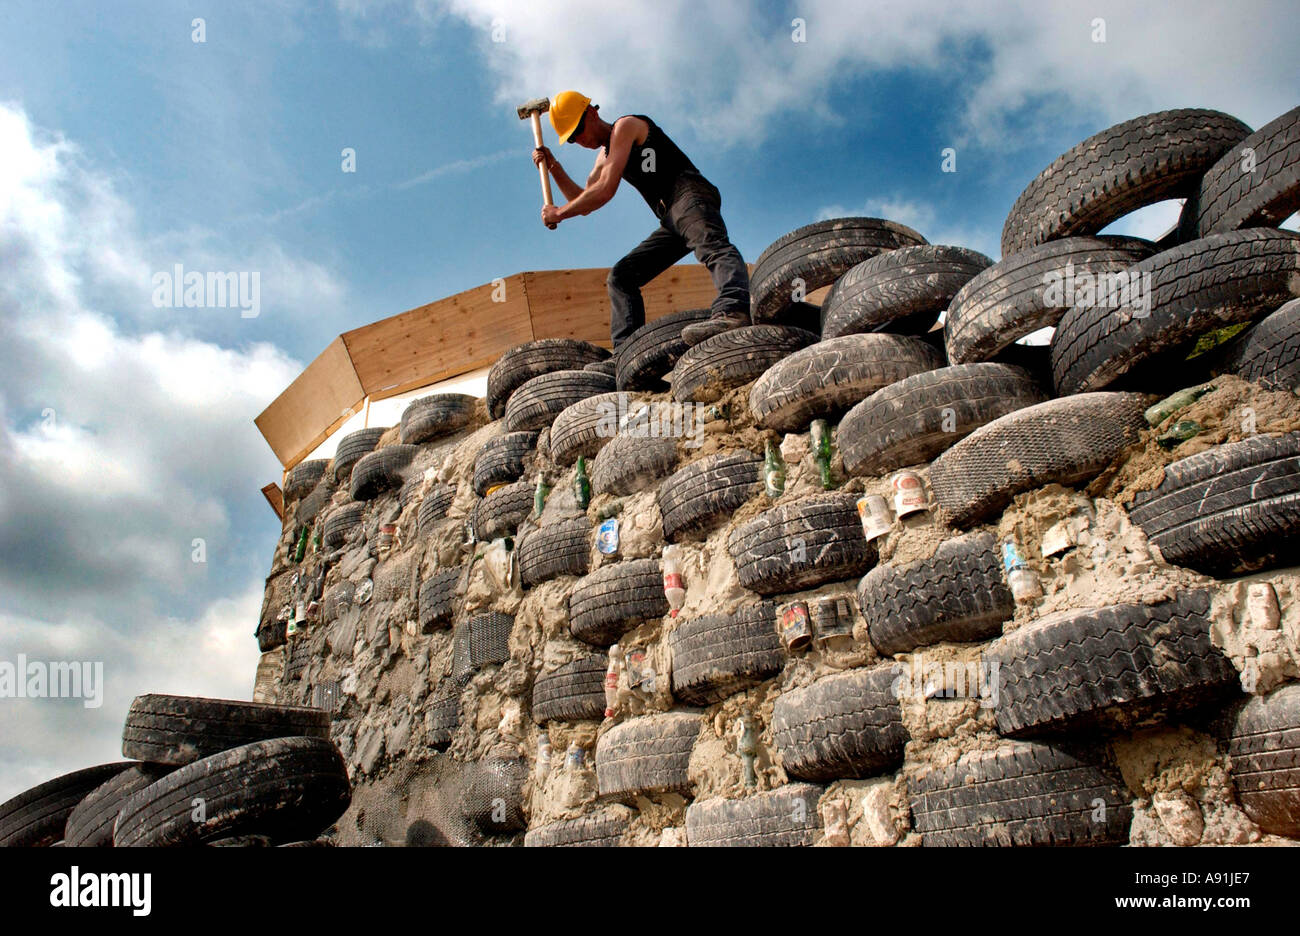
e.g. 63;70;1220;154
608;114;714;218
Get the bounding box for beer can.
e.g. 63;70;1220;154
811;594;855;644
777;601;812;651
891;470;929;517
597;517;619;554
856;494;893;541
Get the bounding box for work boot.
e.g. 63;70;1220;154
680;310;751;346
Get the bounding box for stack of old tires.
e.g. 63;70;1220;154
0;695;349;846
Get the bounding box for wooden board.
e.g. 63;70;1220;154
255;336;365;467
261;483;285;520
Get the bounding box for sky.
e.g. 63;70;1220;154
1;0;1297;801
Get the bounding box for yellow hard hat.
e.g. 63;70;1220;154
550;90;591;144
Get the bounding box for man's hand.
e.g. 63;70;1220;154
542;205;564;227
532;146;556;171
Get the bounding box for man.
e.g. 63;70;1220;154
531;90;751;349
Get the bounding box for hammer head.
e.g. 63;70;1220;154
517;97;550;120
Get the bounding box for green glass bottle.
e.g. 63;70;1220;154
293;525;309;563
574;456;591;510
763;440;786;499
533;471;550;518
810;419;834;489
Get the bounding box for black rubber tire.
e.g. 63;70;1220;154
668;602;783;705
321;580;355;624
1050;229;1300;395
929;392;1149;527
910;741;1132;846
1193;106;1300;237
1000;108;1252;256
283;639;310;682
524;808;629;847
472;479;534;542
771;664;907;782
670;325;818;403
1224;298;1300;392
569;558;668;646
284;459;329;501
425;688;460;750
615;308;712;390
473;431;538;496
505;369;616;433
986;591;1239;736
944;236;1156;365
590;434;679;496
398;393;477;445
487;339;611;419
685;784;824;847
750;218;928;324
121;694;331;766
859;531;1014;657
417;483;456;533
322;502;366;551
839;363;1048;478
820;244;993;339
658;450;762;542
584;359;617;377
1126;431;1300;576
398;477;422;512
0;763;133;847
465;612;515;668
418;566;463;632
113;736;351;847
549;392;627;465
331;427;387;483
531;654;608;724
595;713;700;798
349;444;417;501
1224;684;1300;837
257;618;287;654
727;492;876;596
518;518;590;587
463;757;527;834
748;334;944;433
64;764;174;847
293;476;334;525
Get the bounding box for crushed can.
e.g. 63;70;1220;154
777;601;812;651
811;593;855;644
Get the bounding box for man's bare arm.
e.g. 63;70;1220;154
555;117;642;220
531;147;584;201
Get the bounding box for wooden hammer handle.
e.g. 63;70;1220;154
531;112;557;230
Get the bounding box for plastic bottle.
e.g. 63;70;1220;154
763;439;786;499
810;419;834;489
604;644;623;718
574;456;591;510
536;731;552;781
662;545;686;618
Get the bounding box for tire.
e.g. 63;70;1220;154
525;808;629;847
727;492;876;596
284;459;329;501
986;591;1239;736
928;392;1149;527
472;480;534;541
658;450;762;542
585;359;617;377
283;639;310;682
466;612;515;668
487;339;611;419
399;393;477;445
1224;684;1300;837
417;483;456;533
839;363;1048;478
591;434;679;496
750;218;928;324
425;688;460;750
569;558;668;646
504;369;616;433
668;602;783;705
1126;431;1300;576
1224;298;1300;392
114;736;351;847
615;308;712;390
322;502;366;550
910;741;1132;846
64;765;174;847
670;326;818;403
322;581;355;624
531;654;608;724
121;694;331;766
473;431;538;495
349;444;417;501
518;518;590;587
685;784;824;847
1193;106;1300;237
549;392;626;465
771;664;907;782
1050;229;1300;395
748;334;944;433
418;566;463;632
332;427;387;483
463;757;527;834
1000;108;1252;256
821;245;993;339
595;713;700;798
944;236;1156;365
0;763;133;847
859;531;1014;657
293;477;334;525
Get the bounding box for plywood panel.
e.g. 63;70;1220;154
261;483;285;520
255;336;365;466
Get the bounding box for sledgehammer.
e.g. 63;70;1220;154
517;97;557;229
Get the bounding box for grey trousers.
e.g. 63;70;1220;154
606;181;751;349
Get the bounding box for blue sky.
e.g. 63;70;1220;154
1;0;1297;800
